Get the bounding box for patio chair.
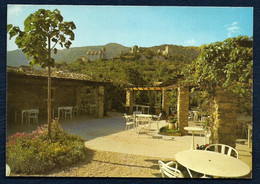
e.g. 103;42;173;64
151;113;162;131
6;164;10;176
205;144;239;159
25;109;39;125
158;160;184;178
137;117;152;134
124;113;135;130
133;111;142;115
188;111;194;121
64;107;73;120
73;106;79;117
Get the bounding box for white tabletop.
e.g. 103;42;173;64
175;150;250;178
135;114;153;117
184;126;204;131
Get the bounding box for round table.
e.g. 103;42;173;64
184;126;204;149
175;150;250;178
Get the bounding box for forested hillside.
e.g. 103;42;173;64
7;43;199;67
7;43;130;67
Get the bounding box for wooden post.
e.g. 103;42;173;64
126;90;134;114
162;89;169;117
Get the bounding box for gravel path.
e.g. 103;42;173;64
47;149;166;177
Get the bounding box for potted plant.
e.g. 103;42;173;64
166;114;178;130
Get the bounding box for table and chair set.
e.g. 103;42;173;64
158;143;251;178
157;110;251;178
20;103;98;125
123;111;162;135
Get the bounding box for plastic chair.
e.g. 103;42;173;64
64;107;73;120
124;113;135;130
151;113;162;131
25;109;39;125
158;160;184;178
6;164;10;176
205;144;239;159
133;111;142;115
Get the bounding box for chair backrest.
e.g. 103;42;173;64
205;144;239;159
133;111;142;115
158;160;184;178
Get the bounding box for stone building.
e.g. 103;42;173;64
7;69;107;125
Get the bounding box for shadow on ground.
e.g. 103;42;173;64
7;112;126;141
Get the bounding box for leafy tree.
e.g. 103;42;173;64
184;36;253;113
8;9;76;138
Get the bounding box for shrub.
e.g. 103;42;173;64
6;119;88;174
159;126;181;135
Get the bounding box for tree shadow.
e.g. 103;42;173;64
47;148;96;175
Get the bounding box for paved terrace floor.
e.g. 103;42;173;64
57;112;252;171
7;111;252;175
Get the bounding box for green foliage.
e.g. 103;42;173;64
159;126;181;134
184;36;253;114
184;36;253;97
8;9;76;68
6;120;88;174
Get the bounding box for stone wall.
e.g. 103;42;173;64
211;88;238;147
177;86;189;135
7;72;106;124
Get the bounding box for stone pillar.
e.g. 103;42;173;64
177;85;189;135
212;88;238;148
162;89;170;117
97;86;104;118
126;90;134;114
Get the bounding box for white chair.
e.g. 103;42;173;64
188;111;194;121
136;116;152;134
205;144;239;159
25;109;39;125
158;160;184;178
151;113;162;131
64;107;73;120
6;164;10;176
73;106;79;117
133;111;142;115
124;113;135;130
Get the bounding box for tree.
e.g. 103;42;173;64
8;9;76;138
183;36;253;115
184;36;253;97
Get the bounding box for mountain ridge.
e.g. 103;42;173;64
7;43;199;67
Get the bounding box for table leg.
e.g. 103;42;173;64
248;127;251;148
191;131;195;150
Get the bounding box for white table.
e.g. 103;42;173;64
58;106;73;120
135;114;153;133
184;126;204;149
175;150;250;178
21;109;39;125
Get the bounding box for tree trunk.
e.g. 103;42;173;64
47;36;52;139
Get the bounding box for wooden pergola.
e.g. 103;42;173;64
124;76;190;135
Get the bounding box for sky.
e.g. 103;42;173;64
7;5;253;51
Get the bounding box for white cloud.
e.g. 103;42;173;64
225;21;240;37
185;38;196;46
